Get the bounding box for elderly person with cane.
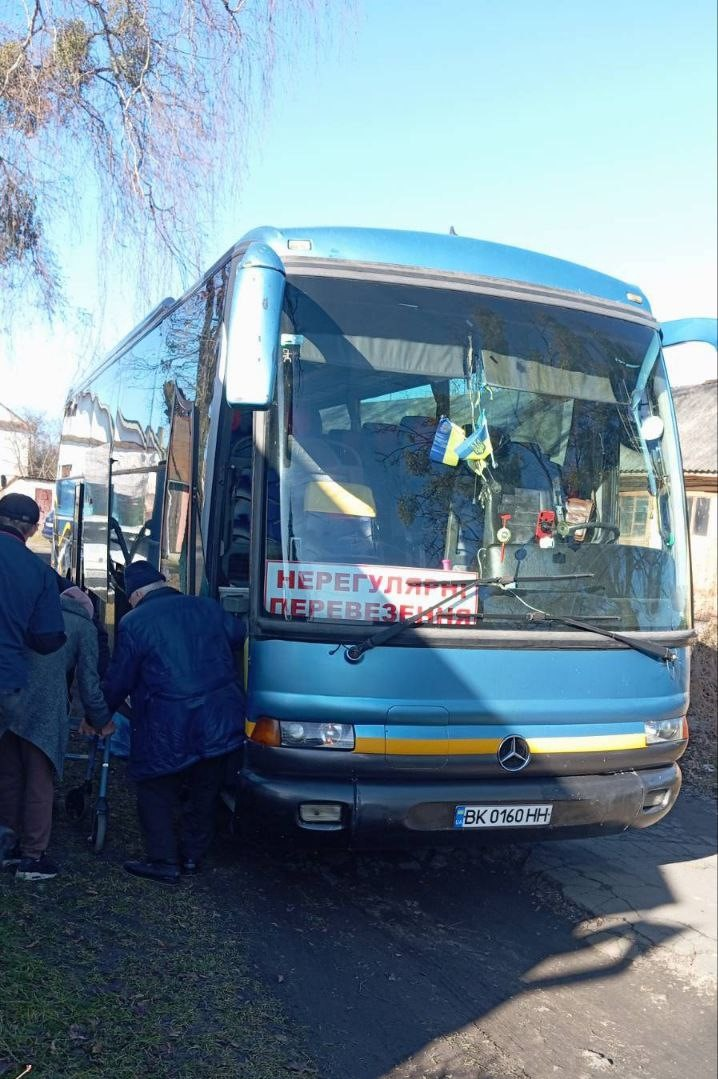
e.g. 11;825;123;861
1;565;113;880
1;493;66;877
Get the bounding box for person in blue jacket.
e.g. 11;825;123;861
97;560;246;884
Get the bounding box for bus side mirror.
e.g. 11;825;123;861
661;318;718;350
225;242;286;408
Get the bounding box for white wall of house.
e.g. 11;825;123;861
0;404;30;483
687;488;718;621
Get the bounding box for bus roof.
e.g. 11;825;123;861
72;225;652;398
237;225;651;312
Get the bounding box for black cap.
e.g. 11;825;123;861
124;559;166;595
0;493;41;524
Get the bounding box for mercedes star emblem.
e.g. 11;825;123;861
497;735;531;772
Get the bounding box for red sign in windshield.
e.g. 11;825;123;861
265;561;479;624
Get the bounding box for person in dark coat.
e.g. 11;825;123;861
0;493;67;877
0;494;66;689
99;561;246;884
5;588;113;880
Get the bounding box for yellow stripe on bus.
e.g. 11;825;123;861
528;733;647;753
353;736;386;754
449;738;504;756
354;732;647;756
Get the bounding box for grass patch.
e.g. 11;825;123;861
0;750;317;1079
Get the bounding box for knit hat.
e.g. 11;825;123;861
124;560;166;595
62;585;95;619
0;493;40;524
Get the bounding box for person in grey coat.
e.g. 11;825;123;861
0;587;114;881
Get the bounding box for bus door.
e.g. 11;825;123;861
53;476;80;579
217;407;254;617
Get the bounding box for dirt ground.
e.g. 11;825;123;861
682;619;718;798
1;583;714;1077
0;746;320;1079
2;734;714;1079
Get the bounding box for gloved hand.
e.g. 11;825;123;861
78;717;116;738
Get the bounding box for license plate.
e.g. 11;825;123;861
454;803;553;828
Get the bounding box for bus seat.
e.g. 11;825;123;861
396;415;450;566
360;422;409;558
286;404;377;562
360;415;457;566
399;414;436;438
292;404;321;438
288;464;377;563
326;429;366;469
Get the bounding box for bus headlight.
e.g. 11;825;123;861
279;721;355;750
644;717;688;744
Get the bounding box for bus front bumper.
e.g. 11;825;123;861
236;763;682;849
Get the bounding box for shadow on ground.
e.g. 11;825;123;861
1;746;715;1079
206;789;716;1079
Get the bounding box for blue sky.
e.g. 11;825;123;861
1;0;716;415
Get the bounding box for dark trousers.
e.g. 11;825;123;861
135;755;227;864
0;730;55;859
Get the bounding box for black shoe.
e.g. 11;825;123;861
124;860;180;884
180;859;202;875
15;854;60;881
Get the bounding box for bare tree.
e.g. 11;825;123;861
11;409;60;478
0;0;339;323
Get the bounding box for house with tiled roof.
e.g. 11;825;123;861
673;380;717;621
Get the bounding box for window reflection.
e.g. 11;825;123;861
56;262;229;609
162;385;192;590
57;390;115;600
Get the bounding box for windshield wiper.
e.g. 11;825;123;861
343;573;675;664
407;573;595;589
520;610;677;663
343;572;594;662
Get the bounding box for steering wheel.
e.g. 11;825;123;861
291;437;364;473
557;521;620;543
109;516;130;562
128;520;153;561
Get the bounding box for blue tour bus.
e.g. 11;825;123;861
56;227;717;848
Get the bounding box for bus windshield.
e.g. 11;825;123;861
259;275;689;633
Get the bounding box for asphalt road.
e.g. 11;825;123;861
211;792;716;1079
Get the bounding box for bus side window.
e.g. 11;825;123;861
110;322;172;577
